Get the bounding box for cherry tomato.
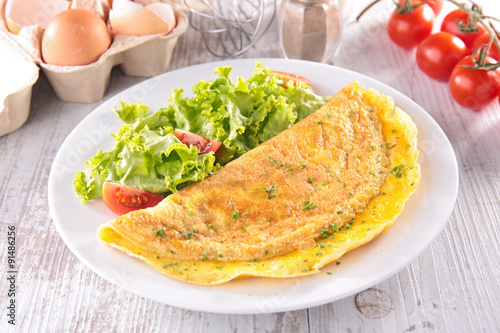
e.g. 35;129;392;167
273;71;311;86
423;0;443;15
387;3;435;50
449;55;500;110
173;129;222;155
399;0;443;15
472;32;500;61
441;9;487;52
416;32;467;81
102;182;164;215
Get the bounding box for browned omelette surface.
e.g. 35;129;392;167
98;82;420;284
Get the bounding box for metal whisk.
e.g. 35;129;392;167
184;0;276;57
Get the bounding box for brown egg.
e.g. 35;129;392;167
41;9;112;66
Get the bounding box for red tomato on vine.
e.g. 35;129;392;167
472;32;500;61
387;2;435;50
416;32;468;81
449;55;500;110
441;9;487;52
399;0;443;15
423;0;443;15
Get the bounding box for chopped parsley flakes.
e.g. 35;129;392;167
390;164;405;178
152;228;165;237
329;224;339;232
320;229;331;238
186;229;197;240
260;184;278;198
302;200;317;210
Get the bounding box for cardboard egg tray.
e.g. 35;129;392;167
0;0;188;137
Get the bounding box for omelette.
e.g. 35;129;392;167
98;82;420;285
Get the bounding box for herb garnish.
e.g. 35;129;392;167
260;184;279;198
320;229;331;238
186;229;197;240
390;164;404;178
329;224;339;232
302;200;317;210
152;228;165;237
316;241;330;248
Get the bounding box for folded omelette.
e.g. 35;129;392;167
98;82;421;285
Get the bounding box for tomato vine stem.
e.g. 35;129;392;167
446;0;500;70
356;0;383;21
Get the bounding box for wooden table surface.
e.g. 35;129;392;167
1;1;499;332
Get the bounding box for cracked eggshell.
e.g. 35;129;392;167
109;0;176;36
70;0;110;21
4;0;70;34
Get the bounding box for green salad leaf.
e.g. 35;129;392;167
74;62;331;201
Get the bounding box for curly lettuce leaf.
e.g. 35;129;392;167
74;126;218;201
74;62;330;202
112;102;149;123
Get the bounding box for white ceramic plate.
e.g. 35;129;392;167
48;59;459;314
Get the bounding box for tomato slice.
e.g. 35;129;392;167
173;129;222;155
102;182;164;215
272;71;311;86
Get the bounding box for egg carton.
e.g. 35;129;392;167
0;0;188;137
